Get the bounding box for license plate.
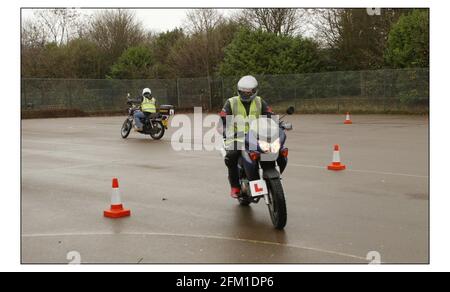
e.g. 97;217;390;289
249;179;268;197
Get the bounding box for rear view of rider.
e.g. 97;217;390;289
133;88;157;131
220;75;274;199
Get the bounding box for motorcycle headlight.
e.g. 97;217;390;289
271;138;281;154
258;140;271;153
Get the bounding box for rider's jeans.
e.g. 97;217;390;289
134;110;145;129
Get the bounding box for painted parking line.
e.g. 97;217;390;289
175;152;428;179
289;163;428;178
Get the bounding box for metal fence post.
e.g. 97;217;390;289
68;81;72;109
359;70;364;110
221;77;225;105
176;78;180;108
208;76;212;111
110;82;116;110
336;72;340;113
359;71;363;99
383;70;386;112
22;79;27;110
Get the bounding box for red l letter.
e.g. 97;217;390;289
254;184;263;193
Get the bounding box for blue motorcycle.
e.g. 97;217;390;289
236;106;294;229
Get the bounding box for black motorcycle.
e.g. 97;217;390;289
121;94;174;140
234;106;294;230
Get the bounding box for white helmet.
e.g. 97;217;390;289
142;88;152;98
237;75;258;102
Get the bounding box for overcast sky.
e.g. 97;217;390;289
21;8;239;33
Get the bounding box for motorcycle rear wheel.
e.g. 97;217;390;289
267;178;287;229
150;121;165;140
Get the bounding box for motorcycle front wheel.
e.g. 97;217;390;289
149;121;165;140
267;178;287;229
121;119;132;138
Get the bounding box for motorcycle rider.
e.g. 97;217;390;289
219;75;275;199
132;88;157;131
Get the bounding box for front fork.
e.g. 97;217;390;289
128;115;134;128
241;151;288;205
260;163;283;205
261;168;270;205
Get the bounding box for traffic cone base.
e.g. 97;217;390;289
104;204;131;218
327;163;346;171
344;120;353;124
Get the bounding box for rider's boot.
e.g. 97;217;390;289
230;187;241;199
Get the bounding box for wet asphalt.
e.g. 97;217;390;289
21;114;429;263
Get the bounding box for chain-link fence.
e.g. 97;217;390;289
21;68;429;115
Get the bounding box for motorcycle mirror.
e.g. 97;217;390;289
286;106;295;115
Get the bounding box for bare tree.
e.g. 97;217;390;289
32;9;85;45
183;9;224;35
310;8;411;69
182;9;226;78
168;11;240;78
21;19;46;78
233;8;306;36
88;9;145;66
307;9;350;48
21;19;46;48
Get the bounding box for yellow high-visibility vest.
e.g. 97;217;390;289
141;97;156;113
225;96;262;144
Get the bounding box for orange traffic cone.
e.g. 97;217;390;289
327;144;346;171
104;178;131;218
344;112;353;124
